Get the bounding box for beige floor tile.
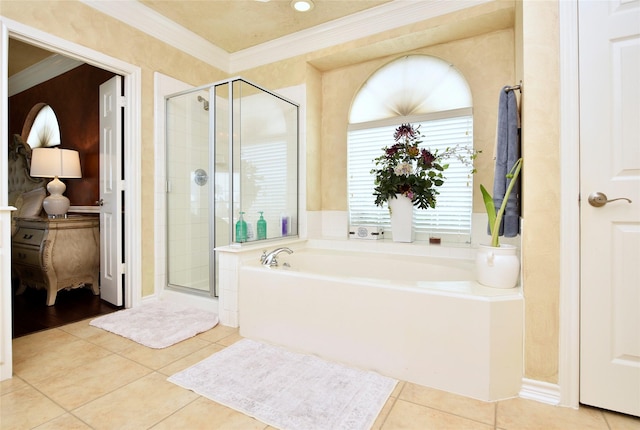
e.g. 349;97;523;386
497;398;610;430
84;329;140;353
399;382;495;425
116;335;211;369
57;318;94;336
13;338;112;384
0;374;28;395
371;396;398;430
603;410;640;430
382;399;493;429
12;328;79;362
73;372;198;429
33;413;93;429
151;396;268;430
1;385;66;430
196;324;239;343
158;342;225;376
390;380;405;398
31;353;151;410
216;331;244;346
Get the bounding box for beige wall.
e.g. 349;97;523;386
520;0;561;383
3;0;562;384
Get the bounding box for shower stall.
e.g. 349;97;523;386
165;78;299;297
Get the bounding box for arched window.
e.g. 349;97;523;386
348;55;474;242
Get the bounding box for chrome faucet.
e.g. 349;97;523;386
261;247;293;267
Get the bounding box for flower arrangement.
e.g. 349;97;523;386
371;123;477;210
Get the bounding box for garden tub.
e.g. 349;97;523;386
238;246;523;401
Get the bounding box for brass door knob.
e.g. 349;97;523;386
588;192;632;207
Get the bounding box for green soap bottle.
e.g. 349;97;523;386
257;211;267;240
235;211;247;243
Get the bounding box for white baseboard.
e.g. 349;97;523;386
519;378;561;406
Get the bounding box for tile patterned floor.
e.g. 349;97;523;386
2;319;639;429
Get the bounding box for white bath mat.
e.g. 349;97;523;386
90;301;218;349
168;338;397;430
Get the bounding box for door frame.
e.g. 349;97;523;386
0;17;142;379
558;0;581;409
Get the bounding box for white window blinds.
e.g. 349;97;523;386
348;113;474;240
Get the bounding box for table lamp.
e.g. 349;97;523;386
30;147;82;217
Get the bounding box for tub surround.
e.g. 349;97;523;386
216;237;523;401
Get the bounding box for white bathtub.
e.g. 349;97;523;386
238;245;523;401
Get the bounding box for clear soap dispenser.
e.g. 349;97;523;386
257;211;267;240
235;211;247;243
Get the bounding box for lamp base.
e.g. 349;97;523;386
43;177;70;217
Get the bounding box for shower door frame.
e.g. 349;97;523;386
164;77;300;299
165;84;218;298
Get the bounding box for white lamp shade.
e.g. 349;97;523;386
30;147;82;178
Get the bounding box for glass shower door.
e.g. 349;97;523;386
165;90;213;295
164;77;298;298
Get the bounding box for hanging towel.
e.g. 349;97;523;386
491;86;521;237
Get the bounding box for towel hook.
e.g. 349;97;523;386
505;80;523;93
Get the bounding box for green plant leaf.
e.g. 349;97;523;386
480;184;498;245
480;184;496;229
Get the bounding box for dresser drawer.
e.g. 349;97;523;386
13;228;45;246
12;245;41;267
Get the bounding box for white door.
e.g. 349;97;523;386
99;76;124;306
579;0;640;416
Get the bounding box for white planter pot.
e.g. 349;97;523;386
475;244;520;289
388;194;414;242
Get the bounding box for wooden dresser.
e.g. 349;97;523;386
12;215;100;306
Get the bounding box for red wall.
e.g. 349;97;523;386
9;64;116;206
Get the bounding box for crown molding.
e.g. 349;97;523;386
229;0;492;73
8;54;83;96
80;0;230;72
81;0;490;75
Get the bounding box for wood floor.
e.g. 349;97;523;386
11;279;121;338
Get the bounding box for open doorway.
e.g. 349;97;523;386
8;39;121;337
1;19;142;380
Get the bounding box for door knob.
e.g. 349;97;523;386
588;192;632;207
96;199;104;206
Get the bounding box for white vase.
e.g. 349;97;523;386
475;244;520;289
388;194;414;242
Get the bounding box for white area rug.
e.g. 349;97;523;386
168;338;397;430
90;301;219;349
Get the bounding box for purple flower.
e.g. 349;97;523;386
393;123;418;142
386;143;402;156
421;149;436;167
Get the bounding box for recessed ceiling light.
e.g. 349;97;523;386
291;0;314;12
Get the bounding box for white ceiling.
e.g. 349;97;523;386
139;0;392;53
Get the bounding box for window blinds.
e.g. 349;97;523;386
348;114;474;239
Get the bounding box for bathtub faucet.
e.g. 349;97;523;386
261;247;293;267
